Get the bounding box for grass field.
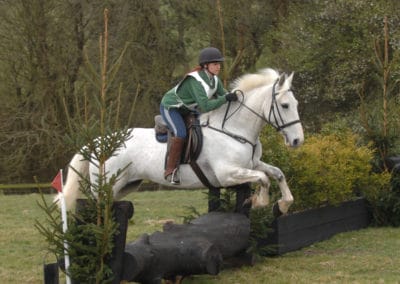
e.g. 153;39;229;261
1;190;399;283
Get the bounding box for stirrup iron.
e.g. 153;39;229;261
166;168;180;185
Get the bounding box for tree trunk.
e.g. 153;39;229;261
122;212;250;283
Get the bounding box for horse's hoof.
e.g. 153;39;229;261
272;203;283;218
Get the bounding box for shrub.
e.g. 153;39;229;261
288;129;390;211
260;127;292;175
365;167;400;227
260;125;391;213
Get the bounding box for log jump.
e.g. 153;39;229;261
44;185;253;284
122;212;250;283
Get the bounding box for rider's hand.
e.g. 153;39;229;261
225;92;238;102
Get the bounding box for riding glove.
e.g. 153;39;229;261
225;92;238;102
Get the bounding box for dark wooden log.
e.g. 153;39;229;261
233;183;252;217
108;201;134;284
122;212;250;283
123;233;221;284
187;212;250;257
208;187;221;212
43;263;59;284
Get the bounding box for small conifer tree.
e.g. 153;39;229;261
36;9;132;283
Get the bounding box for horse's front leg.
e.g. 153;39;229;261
225;168;271;208
254;161;293;214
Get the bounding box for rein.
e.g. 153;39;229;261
202;120;258;158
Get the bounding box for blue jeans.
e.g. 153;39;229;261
160;105;187;138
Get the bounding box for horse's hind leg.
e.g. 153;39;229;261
114;179;143;200
254;162;293;214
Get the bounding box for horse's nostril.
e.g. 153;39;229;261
293;139;299;146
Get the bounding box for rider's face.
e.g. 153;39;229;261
206;62;221;75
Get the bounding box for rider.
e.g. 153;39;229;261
160;47;238;184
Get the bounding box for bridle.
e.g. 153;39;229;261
224;79;301;132
267;80;302;131
202;77;301;157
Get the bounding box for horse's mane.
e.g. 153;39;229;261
230;68;279;92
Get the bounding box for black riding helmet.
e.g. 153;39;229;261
199;47;224;66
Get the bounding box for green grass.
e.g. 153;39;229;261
1;190;400;283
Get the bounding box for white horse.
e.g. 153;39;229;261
57;68;304;214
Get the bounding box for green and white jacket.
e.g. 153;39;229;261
161;69;228;113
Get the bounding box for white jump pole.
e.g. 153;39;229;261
53;169;71;284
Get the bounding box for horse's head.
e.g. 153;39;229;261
266;72;304;148
227;68;303;148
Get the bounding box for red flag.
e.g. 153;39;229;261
51;171;63;192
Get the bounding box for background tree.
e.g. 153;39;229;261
218;0;285;79
0;0;86;182
1;0;400;185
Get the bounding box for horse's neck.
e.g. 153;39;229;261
203;85;271;143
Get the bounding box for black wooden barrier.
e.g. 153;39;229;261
209;183;252;216
108;201;134;283
43;263;59;284
258;198;371;255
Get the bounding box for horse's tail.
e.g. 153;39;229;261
54;153;89;210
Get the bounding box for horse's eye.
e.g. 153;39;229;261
282;103;289;109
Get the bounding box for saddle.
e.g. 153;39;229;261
154;114;203;164
154;114;219;191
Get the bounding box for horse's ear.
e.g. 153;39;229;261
286;72;294;86
278;73;286;87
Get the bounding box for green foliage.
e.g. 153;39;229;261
288;128;390;211
35;192;64;256
181;205;202;224
365;169;400;227
369;187;400;227
260;123;391;214
36;194;118;282
219;189;237;212
65;202;118;283
248;206;276;256
265;0;400;130
357;16;400;170
259;126;292;173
